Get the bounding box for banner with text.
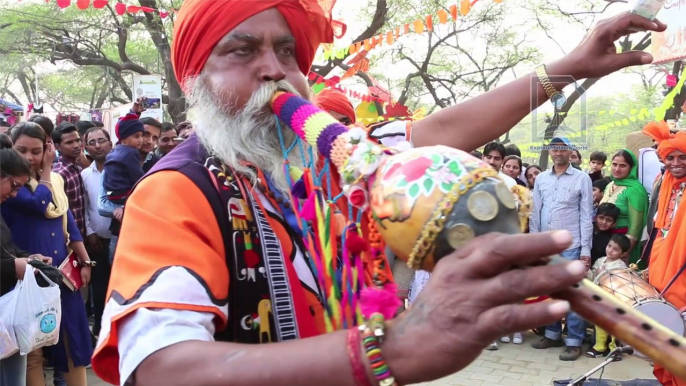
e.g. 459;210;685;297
651;0;686;64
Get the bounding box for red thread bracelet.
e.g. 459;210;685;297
346;328;374;386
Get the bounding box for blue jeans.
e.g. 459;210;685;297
109;235;118;265
544;246;586;347
0;352;27;386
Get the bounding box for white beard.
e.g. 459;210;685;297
186;76;314;195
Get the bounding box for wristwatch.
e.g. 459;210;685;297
536;65;566;110
80;260;97;267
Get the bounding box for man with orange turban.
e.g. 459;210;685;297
90;1;667;384
643;121;686;386
314;88;357;125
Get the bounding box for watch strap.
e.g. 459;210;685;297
535;65;557;99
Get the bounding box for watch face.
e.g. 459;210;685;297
551;93;567;109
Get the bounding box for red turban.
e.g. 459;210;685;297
314;88;356;123
172;0;337;88
643;121;686;160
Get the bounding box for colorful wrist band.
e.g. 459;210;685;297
361;325;398;386
347;328;373;386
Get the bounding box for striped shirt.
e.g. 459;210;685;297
53;156;87;238
529;164;594;256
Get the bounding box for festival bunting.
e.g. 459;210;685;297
320;0;506;60
654;66;686;121
40;0;176;18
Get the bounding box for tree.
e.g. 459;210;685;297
0;0;184;121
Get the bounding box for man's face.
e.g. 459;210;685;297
596;214;615;232
56;131;82;159
201;9;310;113
158;130;178;154
141;125;161;155
549;143;571;166
85;130;112;162
483;150;503;171
328;110;352;126
664;150;686;179
570;151;581;166
589;160;604;173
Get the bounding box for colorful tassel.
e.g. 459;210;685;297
360;283;401;320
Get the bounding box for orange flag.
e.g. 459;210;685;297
386;31;394;44
364;39;372;51
348;44;357;54
437;9;449;24
413;19;424;33
404;23;410;34
449;4;458;20
425;15;433;31
395;26;401;38
460;0;471;15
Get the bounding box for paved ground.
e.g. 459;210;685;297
64;332;656;386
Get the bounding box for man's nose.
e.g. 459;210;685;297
258;51;287;83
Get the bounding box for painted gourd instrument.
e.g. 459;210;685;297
270;91;686;380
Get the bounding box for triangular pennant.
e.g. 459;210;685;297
437;9;448;24
159;11;169;18
349;44;357;55
115;2;126;15
76;0;89;9
127;5;141;13
460;0;471;15
404;24;410;34
449;4;458;20
386;31;393;45
413;19;424;34
56;0;71;8
425;15;433;31
395;27;400;38
92;0;107;8
140;6;154;12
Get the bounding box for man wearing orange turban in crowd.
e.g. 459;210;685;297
90;0;667;384
643;121;686;386
314;88;357;125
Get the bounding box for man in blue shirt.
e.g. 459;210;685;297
530;137;594;361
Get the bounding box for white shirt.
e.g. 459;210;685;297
638;148;663;196
81;161;112;238
499;172;517;190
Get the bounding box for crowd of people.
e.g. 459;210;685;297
0;112;192;386
1;1;685;386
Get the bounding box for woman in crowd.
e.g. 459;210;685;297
501;155;527;187
525;164;542;189
600;149;649;266
0;133;35;386
2;123;93;386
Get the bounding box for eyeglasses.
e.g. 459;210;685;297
87;138;110;147
2;177;23;193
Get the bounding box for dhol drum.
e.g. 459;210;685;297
595;268;685;359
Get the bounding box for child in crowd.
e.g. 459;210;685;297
592;178;611;219
586;234;631;358
589;151;607;182
591;203;619;267
103;113;145;205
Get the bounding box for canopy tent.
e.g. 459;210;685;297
0;98;23;112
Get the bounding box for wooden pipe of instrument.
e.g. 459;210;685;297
548;255;686;380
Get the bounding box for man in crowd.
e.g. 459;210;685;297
643;122;686;386
81;126;114;344
313;88;356;126
482;141;517;189
91;2;665;385
530;136;594;361
52;122;89;240
139;117;162;172
156;122;179;157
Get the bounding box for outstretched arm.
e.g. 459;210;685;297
412;12;665;151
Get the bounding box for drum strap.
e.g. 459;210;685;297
659;258;686;298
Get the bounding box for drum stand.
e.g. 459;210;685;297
565;347;633;386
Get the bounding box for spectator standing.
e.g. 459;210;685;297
525;165;542;189
139;117;162;172
482;141;517;189
571;149;582;167
530;136;593;361
501;155;527;187
81;126;114;343
588;151;607;183
592;178;611;217
156;122;179;157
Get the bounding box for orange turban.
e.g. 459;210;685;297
172;0;337;88
643;121;686;160
314;88;356;123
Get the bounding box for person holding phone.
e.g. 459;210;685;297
156;122;179;157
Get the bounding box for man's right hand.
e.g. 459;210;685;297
383;231;587;385
113;208;124;221
133;97;148;114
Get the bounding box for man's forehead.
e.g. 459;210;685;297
668;150;686;157
217;8;295;44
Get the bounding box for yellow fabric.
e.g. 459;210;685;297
593;326;617;352
27;172;70;242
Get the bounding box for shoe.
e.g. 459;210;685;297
560;346;582;361
513;332;523;345
500;336;511;343
586;348;609;358
486;341;499;351
531;337;564;350
532;327;545;336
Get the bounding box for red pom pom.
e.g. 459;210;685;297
349;188;367;208
345;230;368;255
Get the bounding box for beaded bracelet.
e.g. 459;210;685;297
346;328;373;386
360;314;398;386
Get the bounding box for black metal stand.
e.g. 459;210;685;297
566;349;625;386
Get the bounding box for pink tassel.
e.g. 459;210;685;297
299;192;317;221
360;283;401;320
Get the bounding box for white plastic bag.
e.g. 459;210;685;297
0;289;19;359
12;268;61;354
